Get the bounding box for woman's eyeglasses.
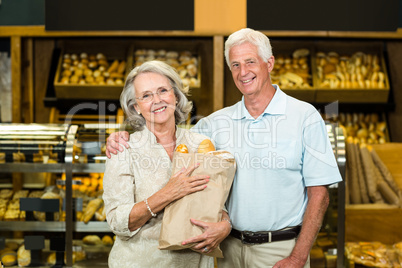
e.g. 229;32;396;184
136;87;174;103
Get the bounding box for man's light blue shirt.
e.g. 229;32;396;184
192;86;342;232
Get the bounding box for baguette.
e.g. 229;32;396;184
354;140;370;203
359;145;384;203
377;180;400;206
345;138;362;204
344;167;350;205
107;60;119;73
117;60;126;74
94;205;106;221
370;147;402;206
80;198;103;223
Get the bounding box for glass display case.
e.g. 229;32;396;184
326;122;346;268
0;124;123;267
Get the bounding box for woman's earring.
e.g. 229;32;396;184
137;110;141;115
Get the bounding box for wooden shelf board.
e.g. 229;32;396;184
2;26;402;39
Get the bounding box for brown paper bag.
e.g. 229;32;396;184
158;151;236;258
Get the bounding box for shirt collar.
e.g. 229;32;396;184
231;85;287;120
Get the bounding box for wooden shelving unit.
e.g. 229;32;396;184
2;26;402;123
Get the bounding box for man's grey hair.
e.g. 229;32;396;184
224;28;273;69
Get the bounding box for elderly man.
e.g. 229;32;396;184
106;28;342;268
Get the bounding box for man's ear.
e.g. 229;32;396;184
267;56;275;72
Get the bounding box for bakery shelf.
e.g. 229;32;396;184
313;41;390;103
53;39;133;100
0;150;105;174
270;40;316;103
0;221;111;232
72;163;105;173
0;221;66;232
0;163;65;173
74;222;110;232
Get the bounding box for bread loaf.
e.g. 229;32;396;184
17;245;30;267
176;144;188;153
82;235;102;245
102;235;114;246
47;252;76;265
1;252;17;266
197;139;215;154
5;241;19;251
94;205;106;221
80;198;103;223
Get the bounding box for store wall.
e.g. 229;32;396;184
1;0;402;30
386;42;402;142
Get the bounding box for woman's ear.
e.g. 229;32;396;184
134;104;141;115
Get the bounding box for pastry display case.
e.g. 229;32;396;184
0;123;126;267
0;124;69;172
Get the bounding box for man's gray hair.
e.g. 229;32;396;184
120;60;192;131
224;28;273;69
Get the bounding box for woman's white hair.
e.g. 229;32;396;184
120;60;192;131
224;28;273;69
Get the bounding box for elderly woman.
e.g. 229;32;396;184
103;61;230;268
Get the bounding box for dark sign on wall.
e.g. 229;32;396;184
0;0;45;26
247;0;399;32
45;0;194;31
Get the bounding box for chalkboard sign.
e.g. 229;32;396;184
247;0;399;32
45;0;194;31
0;0;45;26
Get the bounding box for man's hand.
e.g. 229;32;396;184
181;217;231;254
106;131;130;158
273;254;305;268
273;185;329;268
